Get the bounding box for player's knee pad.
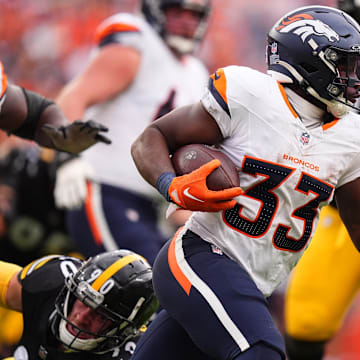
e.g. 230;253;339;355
233;341;284;360
285;333;326;360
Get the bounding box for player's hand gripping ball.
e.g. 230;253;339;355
172;144;240;190
169;144;242;212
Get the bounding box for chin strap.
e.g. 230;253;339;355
274;59;349;118
306;87;349;118
165;35;197;55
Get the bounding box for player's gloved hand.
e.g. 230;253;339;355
167;159;243;212
42;120;111;154
54;157;94;209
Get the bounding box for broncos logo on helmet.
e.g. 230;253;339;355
277;15;340;43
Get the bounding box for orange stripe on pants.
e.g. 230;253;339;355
167;228;192;295
84;181;102;245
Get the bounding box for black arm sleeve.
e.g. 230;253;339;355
11;88;55;140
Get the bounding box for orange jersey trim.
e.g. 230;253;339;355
0;62;7;99
95;23;140;44
168;228;192;295
322;119;339;131
208;68;230;117
277;82;298;119
210;68;228;104
84;181;103;246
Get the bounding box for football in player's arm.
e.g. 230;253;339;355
129;5;360;360
0;67;111;154
0;250;158;360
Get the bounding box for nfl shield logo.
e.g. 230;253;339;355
211;245;223;255
271;42;278;54
300;132;310;145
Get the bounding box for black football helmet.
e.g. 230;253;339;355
141;0;211;55
338;0;360;22
51;250;159;353
267;5;360;117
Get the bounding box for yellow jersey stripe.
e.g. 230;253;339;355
20;255;59;280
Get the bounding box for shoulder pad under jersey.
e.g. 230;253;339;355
19;255;82;292
207;65;273;118
94;13;144;47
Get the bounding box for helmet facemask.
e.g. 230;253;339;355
326;48;360;104
52;276;136;353
141;0;211;55
50;251;159;354
304;46;360;117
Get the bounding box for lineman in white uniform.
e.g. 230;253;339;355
54;0;210;263
130;5;360;360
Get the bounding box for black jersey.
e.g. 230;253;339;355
15;255;139;360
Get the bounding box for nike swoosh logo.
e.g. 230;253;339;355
214;71;221;80
183;187;205;202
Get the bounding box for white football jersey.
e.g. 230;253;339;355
81;13;209;197
186;65;360;297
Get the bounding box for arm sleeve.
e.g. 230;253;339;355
0;261;22;308
10;88;55;140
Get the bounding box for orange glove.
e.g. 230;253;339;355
168;159;243;212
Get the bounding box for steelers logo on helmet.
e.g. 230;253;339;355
267;5;360;118
50;250;159;354
141;0;211;55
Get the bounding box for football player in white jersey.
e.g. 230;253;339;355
53;0;210;264
130;5;360;360
0;63;110;154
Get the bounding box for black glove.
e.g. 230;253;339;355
42;120;111;154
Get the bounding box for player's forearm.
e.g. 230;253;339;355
0;261;22;311
131;125;175;187
34;104;70;148
56;82;89;121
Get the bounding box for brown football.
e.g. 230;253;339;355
172;144;240;191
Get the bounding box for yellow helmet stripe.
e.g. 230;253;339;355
91;254;144;291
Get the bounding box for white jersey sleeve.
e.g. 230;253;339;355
94;13;145;52
201;66;276;137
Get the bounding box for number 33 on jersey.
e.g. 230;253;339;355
186;65;360;297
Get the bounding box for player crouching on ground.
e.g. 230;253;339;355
0;250;158;359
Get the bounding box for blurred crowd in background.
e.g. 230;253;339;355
0;0;337;96
2;0;360;359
